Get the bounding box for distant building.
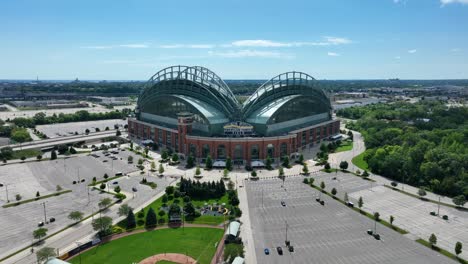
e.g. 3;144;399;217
129;66;340;166
88;96;131;106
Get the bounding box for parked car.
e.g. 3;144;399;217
373;233;380;240
49;217;55;223
367;229;373;235
38;221;44;227
281;201;286;206
346;201;354;207
132;187;137;192
113;181;119;185
264;248;270;255
276;246;283;255
288;245;294;252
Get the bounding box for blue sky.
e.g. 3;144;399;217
0;0;467;80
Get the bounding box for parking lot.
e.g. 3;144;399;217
0;148;171;259
245;178;455;264
36;119;127;138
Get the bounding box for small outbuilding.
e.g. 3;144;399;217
232;256;245;264
226;221;241;239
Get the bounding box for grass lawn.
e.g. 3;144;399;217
335;140;353;153
352;152;369;171
69;227;223;264
11;149;42;160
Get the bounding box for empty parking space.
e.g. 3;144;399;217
245;178;455;264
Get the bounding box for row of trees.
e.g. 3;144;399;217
339;101;467;199
178;177;226;200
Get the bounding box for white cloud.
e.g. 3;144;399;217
230;36;352;48
208;50;293;59
451;48;460;52
408;49;417;53
119;44;149;48
81;43;149;49
395;56;401;59
159;44;214;49
323;36;352;45
81;45;113;49
440;0;468;5
327;52;340;57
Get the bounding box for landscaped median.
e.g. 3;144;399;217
2;190;72;208
416;239;467;264
68;227;224;264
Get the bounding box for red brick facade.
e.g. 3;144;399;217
128;118;340;162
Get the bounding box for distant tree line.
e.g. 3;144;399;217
178;177;226;200
339;101;467;198
9;109;131;128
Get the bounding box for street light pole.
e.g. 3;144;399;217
285;220;288;243
5;184;10;203
41;202;47;224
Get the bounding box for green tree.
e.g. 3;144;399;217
50;150;57;160
344;192;349;202
114;186;121;193
455;241;462;257
251;170;257;177
158;163;165;175
282;156;290;168
278;167;284;177
126;210;136;229
429;233;437;247
116;130;121;136
358;196;363;210
172;153;179;163
302;163;309;175
186;155;195;168
390;215;395;225
144;147;149;156
36;191;40;197
150;161;156;171
339;161;349;171
99;182;106;190
418;188;427;199
127;155;133;163
118;204;133;217
36;155;42;161
15;194;22;201
265;156;273;170
324;162;331;170
320;181;325;190
162;194;168;203
161;149;168;160
362;170;369;178
98;197;112;209
130;141;133;150
165;186;175;195
92;216;113;235
452;195;466;207
309;178;315;185
374;212;380;221
68;211;84;222
205;155;213;170
36;247;56;264
298;154;304;164
33;228;48;241
146;207;157;228
331;187;337;196
223;168;229;178
226;156;233;171
11;128;31;143
195;166;201;177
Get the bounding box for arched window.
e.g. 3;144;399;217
217;145;226;159
202;144;210;158
234;145;243;160
266;144;275;158
250;145;259;160
280;143;288;157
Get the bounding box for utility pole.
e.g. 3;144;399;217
41;202;47;224
262;186;264;208
5;184;9;203
285;220;288;243
437;196;441;216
